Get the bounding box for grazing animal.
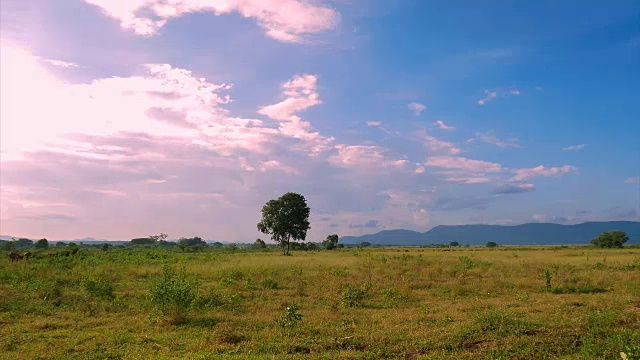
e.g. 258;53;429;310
23;252;33;260
9;252;24;262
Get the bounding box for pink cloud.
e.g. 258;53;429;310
408;102;426;115
425;156;503;173
420;133;461;155
434;120;455;131
83;0;340;42
511;165;577;181
625;177;640;184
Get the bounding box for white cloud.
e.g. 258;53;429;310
83;0;340;42
434;120;455;131
328;144;408;169
408;102;426;115
510;89;521;95
477;90;497;105
425;156;503;173
414;164;425;174
40;58;79;68
511;165;577;182
468;132;521;148
258;74;333;153
563;144;586;151
367;121;382;127
420;132;461;155
625;177;640;184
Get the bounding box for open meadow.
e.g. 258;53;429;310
1;246;639;359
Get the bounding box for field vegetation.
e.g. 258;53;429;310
2;244;639;359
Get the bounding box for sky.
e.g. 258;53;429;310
0;0;639;242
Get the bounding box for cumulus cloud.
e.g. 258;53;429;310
468;132;521;148
408;102;426;115
434;120;455;131
563;144;586;151
258;74;333;153
83;0;340;42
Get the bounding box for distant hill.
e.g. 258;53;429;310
339;221;640;246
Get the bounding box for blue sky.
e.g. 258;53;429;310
0;0;638;241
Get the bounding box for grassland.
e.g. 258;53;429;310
1;245;639;359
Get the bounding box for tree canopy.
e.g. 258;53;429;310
257;192;310;255
323;234;339;250
590;231;628;248
34;238;49;250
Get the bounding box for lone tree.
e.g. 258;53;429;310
590;231;628;248
34;238;49;250
486;241;498;248
257;192;310;255
253;238;267;249
323;234;339;250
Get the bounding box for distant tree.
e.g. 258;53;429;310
158;240;176;247
253;238;267;249
486;241;498;248
0;240;15;251
359;241;371;248
211;242;223;248
336;244;345;249
307;242;318;251
130;237;155;245
227;243;238;252
101;243;110;251
178;237;206;247
257;192;311;256
464;244;471;248
590;231;629;248
15;238;34;248
34;238;49;250
449;241;459;247
323;234;339;250
68;242;79;255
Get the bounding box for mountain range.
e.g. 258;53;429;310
339;221;640;246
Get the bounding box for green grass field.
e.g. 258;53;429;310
2;246;639;359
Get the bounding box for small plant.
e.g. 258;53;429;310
276;304;303;335
83;273;115;300
341;285;367;308
149;263;198;323
542;268;552;291
459;256;478;269
260;277;279;290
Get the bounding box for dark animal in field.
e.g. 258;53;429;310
23;252;33;260
9;252;24;262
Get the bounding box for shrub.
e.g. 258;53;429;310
149;264;198;322
83;273;115;300
260;277;279;290
341;285;367;307
276;304;303;335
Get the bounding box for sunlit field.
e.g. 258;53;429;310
2;245;639;359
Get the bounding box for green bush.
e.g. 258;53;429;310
83;273;115;300
260;277;279;290
149;264;198;322
276;304;303;335
341;285;367;307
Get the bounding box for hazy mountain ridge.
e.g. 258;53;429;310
339;221;640;245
